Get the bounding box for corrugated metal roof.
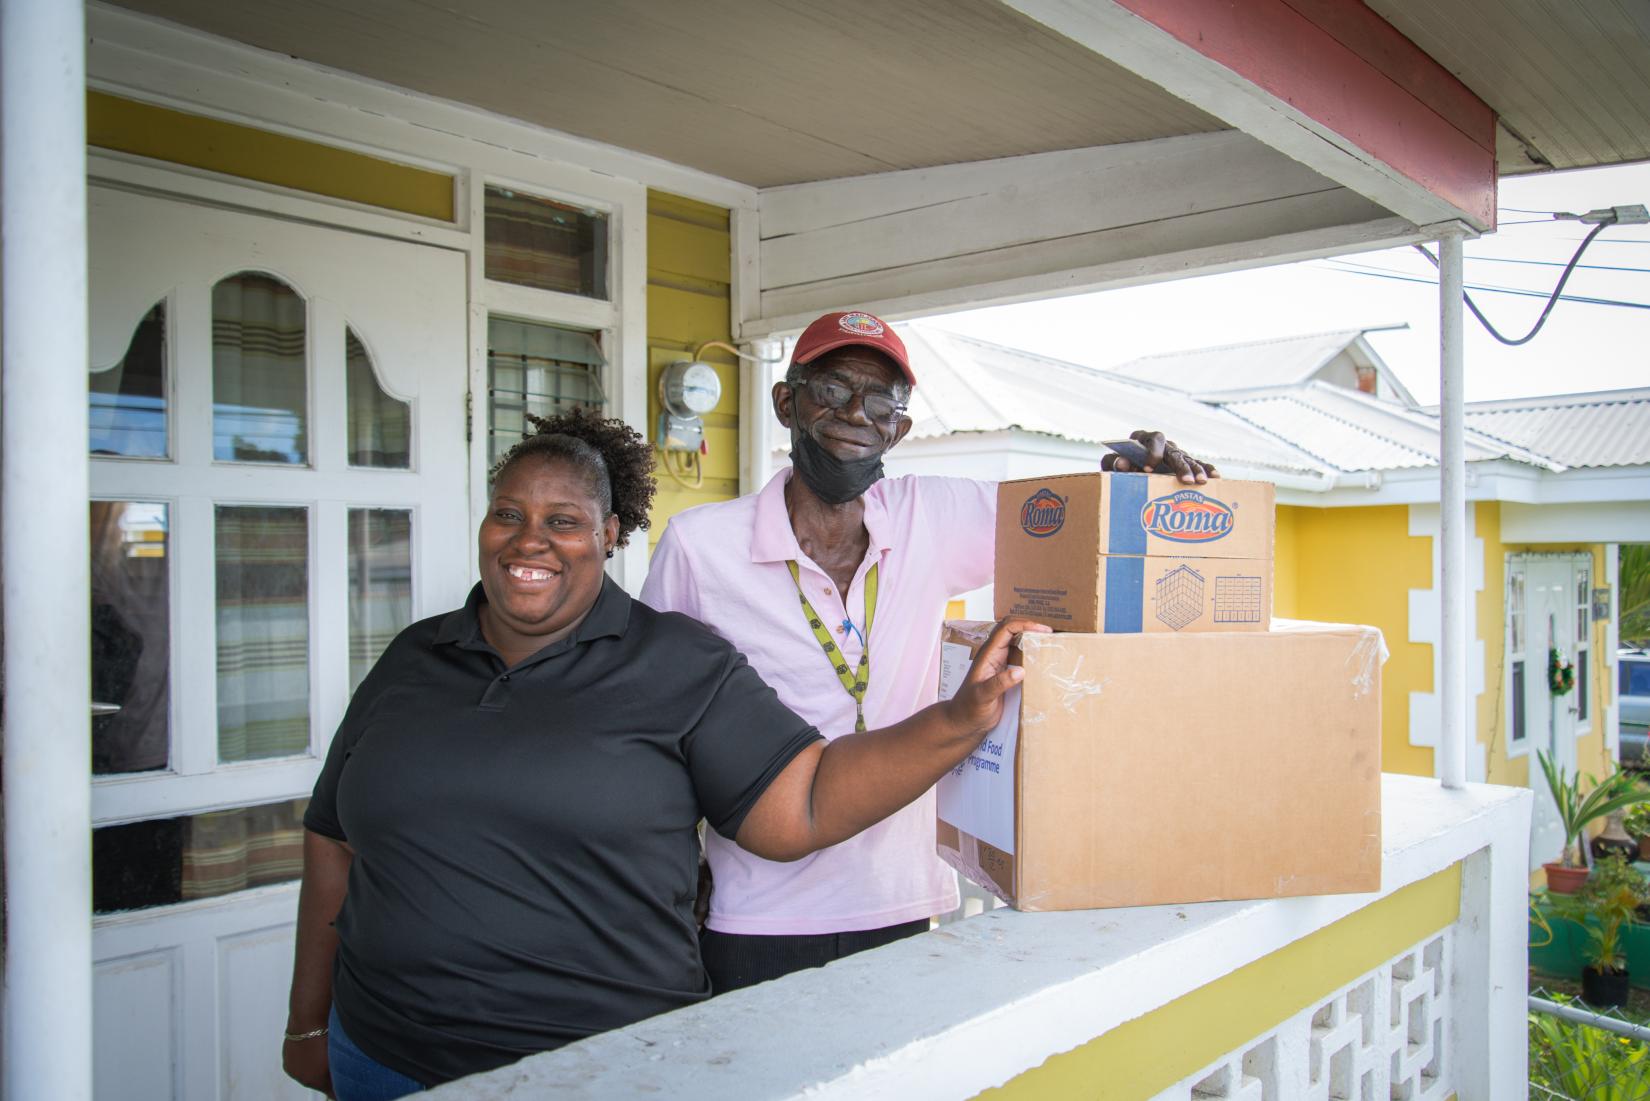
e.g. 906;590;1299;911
1218;383;1551;472
891;326;1629;480
1104;330;1371;393
899;326;1324;476
1458;388;1650;470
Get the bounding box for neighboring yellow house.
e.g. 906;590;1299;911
861;325;1650;874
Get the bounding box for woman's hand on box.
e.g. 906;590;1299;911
948;616;1050;737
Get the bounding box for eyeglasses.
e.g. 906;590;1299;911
792;377;908;423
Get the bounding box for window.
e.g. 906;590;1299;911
212;272;308;465
90;300;168;459
348;508;413;694
1508;564;1526;747
92;797;308;913
487;316;606;466
1575;565;1591;727
215;505;310;762
484;185;609;299
90;501;170;775
346;328;411;468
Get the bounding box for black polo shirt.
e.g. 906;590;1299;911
304;577;820;1085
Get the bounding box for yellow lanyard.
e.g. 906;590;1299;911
787;561;878;733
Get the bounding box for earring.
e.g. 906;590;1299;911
605;548;615;559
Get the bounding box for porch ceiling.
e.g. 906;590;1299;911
105;0;1650;188
101;0;1221;188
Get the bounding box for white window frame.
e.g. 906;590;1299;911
1574;560;1592;734
1504;556;1530;760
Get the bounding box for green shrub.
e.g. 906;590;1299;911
1529;1000;1650;1100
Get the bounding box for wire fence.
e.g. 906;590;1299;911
1529;987;1650;1100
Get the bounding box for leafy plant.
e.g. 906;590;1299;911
1539;751;1650;868
1548;854;1649;972
1626;801;1650;843
1530;998;1650;1101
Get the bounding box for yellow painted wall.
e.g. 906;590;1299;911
645;191;739;547
1277;504;1435;777
980;862;1461;1099
1477;503;1520;788
1272;504;1300;618
87;91;455;220
1279;500;1611;804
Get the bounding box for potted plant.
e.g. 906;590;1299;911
1537;751;1650;893
1627;801;1650;862
1548;854;1648;1008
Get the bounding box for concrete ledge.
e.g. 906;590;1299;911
430;774;1531;1100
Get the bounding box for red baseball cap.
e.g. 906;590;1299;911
790;311;915;388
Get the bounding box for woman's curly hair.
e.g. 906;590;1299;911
492;406;657;548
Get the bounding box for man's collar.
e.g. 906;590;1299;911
435;574;631;648
749;467;893;565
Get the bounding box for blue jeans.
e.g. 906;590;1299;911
328;1006;426;1100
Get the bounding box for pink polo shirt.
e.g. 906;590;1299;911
640;469;996;934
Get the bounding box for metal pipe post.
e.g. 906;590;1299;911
1438;231;1468;789
2;0;93;1096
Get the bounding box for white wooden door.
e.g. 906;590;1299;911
1521;556;1589;872
87;186;470;1100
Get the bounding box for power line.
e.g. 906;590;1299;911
1317;259;1650;312
1416;222;1608;345
1463;255;1650;276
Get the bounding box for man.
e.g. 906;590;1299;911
640;310;1214;991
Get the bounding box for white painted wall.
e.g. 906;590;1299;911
425;776;1533;1101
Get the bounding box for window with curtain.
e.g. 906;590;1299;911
346;327;411;468
484;185;608;298
215;505;310;762
213;271;308;464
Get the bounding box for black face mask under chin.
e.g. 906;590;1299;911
789;426;885;505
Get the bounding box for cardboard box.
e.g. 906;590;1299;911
936;620;1382;911
995;472;1275;633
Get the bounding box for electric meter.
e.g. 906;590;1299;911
658;360;722;452
661;360;722;418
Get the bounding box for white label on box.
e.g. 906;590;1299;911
936;641;1020;855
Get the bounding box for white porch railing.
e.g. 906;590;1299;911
427;774;1532;1101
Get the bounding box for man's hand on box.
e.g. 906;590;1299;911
1103;429;1219;484
949;616;1051;737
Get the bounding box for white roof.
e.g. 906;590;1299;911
1456;388;1650;470
1103;329;1415;404
899;327;1325;477
891;325;1650;479
1217;382;1560;473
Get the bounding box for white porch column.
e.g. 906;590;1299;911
1438;231;1468;790
2;0;93;1098
738;338;782;496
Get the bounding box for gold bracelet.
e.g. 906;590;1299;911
284;1026;329;1043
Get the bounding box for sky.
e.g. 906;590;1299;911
932;161;1650;405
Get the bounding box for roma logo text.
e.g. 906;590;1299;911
1020;489;1067;538
1139;489;1233;543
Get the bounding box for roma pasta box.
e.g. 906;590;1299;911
995;472;1275;634
935;619;1382;911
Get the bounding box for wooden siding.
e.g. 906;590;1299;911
646;191;738;548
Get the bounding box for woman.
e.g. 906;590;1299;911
283;407;1042;1098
